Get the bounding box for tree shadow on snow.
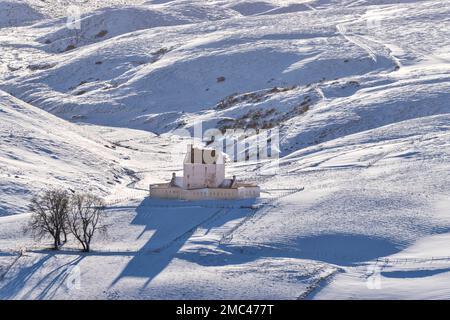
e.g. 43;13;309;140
22;255;85;300
0;253;84;299
0;254;51;299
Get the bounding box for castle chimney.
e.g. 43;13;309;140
170;172;176;186
230;175;236;188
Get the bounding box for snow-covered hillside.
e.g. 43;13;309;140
0;0;449;300
0;0;148;26
0;90;129;215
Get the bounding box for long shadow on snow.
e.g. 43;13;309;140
0;254;52;299
0;253;85;300
23;256;84;300
111;197;256;288
288;234;401;265
180;234;402;267
382;268;450;279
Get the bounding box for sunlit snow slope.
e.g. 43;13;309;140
0;0;449;300
0;90;130;215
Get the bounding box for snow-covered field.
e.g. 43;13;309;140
0;0;449;299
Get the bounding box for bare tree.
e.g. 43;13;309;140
67;193;107;252
26;189;70;250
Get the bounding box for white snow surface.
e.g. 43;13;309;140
0;0;449;299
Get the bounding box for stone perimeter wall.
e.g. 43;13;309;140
150;186;260;200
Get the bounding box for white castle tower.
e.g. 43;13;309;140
149;144;260;200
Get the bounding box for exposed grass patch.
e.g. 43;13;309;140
95;30;108;38
64;44;76;52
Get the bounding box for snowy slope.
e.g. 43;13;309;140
1;4;396;130
0;0;147;26
0;1;44;28
0;0;449;300
1;114;449;299
0;90;130;216
1;0;448;141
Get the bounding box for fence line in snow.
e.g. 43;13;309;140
102;186;305;205
373;256;450;265
4;248;450;269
